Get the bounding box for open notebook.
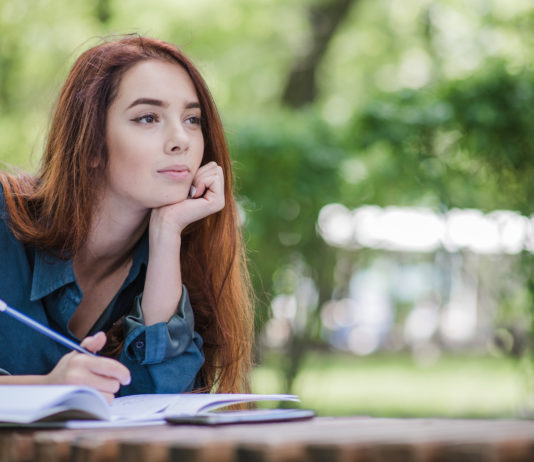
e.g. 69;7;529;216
0;385;314;427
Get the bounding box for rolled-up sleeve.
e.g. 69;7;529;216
118;285;204;395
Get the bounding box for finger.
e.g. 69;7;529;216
202;172;225;205
89;360;131;386
192;167;224;199
62;356;125;392
74;368;122;395
191;163;222;198
196;161;219;174
192;161;218;183
101;392;116;404
69;348;131;386
86;356;131;386
68;353;131;385
80;331;107;353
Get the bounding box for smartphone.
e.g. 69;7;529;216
165;408;315;426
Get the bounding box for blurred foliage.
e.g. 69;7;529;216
2;0;534;397
229;111;342;388
343;61;534;212
231;112;341;312
253;352;523;418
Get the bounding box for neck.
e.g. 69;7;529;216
74;193;150;281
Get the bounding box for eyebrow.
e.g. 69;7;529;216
126;98;201;110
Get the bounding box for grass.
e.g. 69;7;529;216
251;352;530;418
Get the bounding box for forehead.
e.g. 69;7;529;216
113;59;199;104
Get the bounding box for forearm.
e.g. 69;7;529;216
142;224;183;326
0;375;44;384
142;162;224;326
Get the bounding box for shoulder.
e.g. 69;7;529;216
0;172;35;225
0;180;10;227
0;179;34;285
0;174;40;259
0;180;6;219
0;178;22;245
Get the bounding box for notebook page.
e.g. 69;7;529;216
0;385;109;423
110;393;299;421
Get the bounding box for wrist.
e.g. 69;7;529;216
149;220;183;248
150;206;189;234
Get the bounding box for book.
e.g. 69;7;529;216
0;385;311;427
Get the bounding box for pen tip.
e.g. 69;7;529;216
0;300;6;312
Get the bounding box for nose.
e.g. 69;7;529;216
164;120;190;155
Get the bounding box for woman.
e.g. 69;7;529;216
0;35;253;401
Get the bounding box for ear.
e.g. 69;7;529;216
89;154;104;169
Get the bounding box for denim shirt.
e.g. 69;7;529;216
0;189;204;395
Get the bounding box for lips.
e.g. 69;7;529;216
158;164;190;173
157;165;190;180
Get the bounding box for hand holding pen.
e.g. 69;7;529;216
47;332;131;402
0;299;130;402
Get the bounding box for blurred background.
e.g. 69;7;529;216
2;0;534;417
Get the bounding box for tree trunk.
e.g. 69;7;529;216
282;0;358;108
95;0;112;24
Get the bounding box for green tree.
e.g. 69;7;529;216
231;112;341;391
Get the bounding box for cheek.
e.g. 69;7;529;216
107;128;150;168
193;139;205;172
106;137;152;187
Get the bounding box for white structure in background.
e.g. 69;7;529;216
263;276;319;349
317;204;532;255
314;204;532;355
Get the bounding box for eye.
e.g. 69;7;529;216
132;113;159;124
185;116;202;126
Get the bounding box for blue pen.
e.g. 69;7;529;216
0;299;97;357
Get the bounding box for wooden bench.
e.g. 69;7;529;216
2;417;534;461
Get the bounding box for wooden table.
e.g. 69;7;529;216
2;417;534;462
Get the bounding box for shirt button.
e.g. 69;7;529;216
135;340;145;349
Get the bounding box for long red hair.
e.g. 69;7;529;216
0;35;253;393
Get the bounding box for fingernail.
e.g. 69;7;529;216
189;185;197;198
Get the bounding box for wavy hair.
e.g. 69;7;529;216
0;35;253;393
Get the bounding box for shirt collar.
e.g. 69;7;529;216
30;250;76;302
30;231;149;302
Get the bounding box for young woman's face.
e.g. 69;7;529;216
105;59;204;211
